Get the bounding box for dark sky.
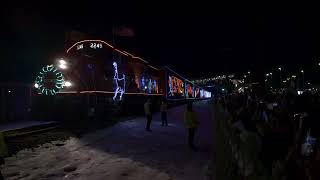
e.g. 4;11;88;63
2;3;320;83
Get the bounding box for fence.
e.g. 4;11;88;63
213;102;271;180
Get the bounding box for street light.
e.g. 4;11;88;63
278;67;282;88
301;70;305;90
248;71;251;74
269;72;273;88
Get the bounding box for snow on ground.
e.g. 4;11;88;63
2;101;214;180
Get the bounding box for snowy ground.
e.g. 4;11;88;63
2;100;214;180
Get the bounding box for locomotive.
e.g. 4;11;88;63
32;39;211;121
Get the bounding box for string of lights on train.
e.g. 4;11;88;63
192;74;236;84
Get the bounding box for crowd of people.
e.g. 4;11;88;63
218;90;320;179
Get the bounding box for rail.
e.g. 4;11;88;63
4;125;59;138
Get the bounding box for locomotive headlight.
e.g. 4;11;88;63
64;81;72;87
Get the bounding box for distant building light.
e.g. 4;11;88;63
8;90;11;93
297;90;304;95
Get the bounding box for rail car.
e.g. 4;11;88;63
32;39;211;121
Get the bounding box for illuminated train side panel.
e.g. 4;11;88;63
185;80;194;99
164;66;211;100
165;67;186;99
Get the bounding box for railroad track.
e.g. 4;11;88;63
3;123;60;138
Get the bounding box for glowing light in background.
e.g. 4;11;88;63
148;79;152;93
153;80;157;93
168;76;173;97
141;77;145;90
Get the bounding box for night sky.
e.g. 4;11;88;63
2;4;320;83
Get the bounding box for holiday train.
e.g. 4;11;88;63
32;39;211;120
